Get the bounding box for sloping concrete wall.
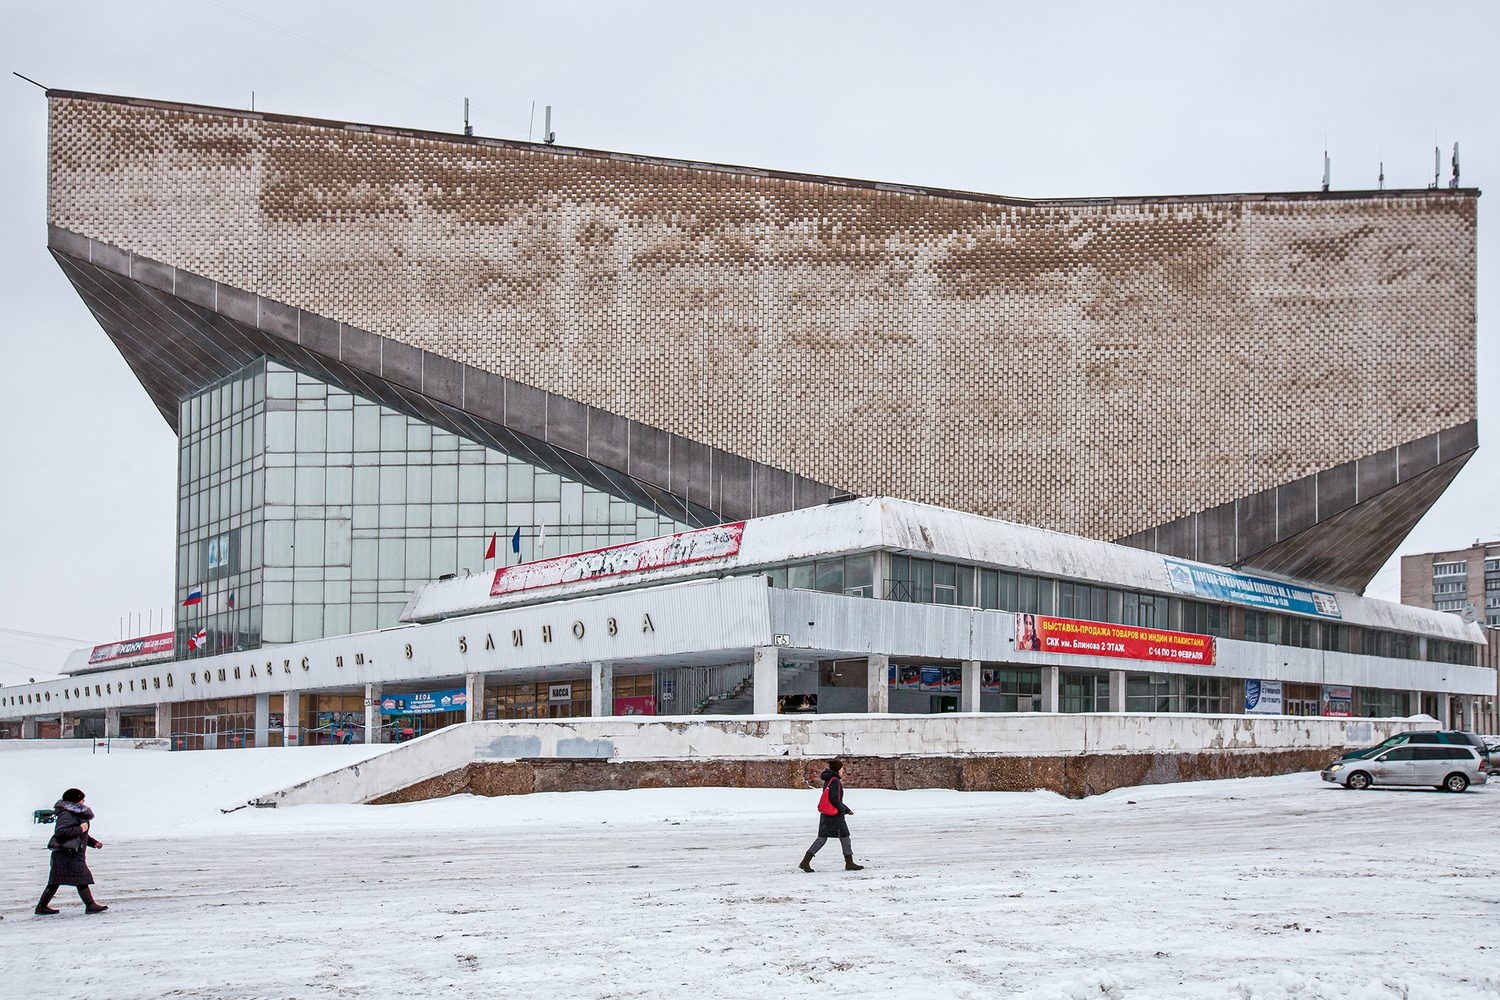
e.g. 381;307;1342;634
252;713;1423;807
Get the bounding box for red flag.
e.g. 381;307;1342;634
485;533;497;560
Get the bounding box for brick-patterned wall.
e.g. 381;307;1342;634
46;95;1478;540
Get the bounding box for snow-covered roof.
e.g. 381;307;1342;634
403;497;1486;643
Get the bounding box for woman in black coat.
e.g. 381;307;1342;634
798;760;864;872
35;788;108;915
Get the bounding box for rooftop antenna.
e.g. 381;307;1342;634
544;105;555;144
528;100;535;142
1321;145;1330;192
251;90;255;112
1431;140;1440;189
12;71;47;90
463;97;472;136
1449;142;1460;189
1378;145;1384;191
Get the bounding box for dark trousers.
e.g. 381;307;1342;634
38;883;97;907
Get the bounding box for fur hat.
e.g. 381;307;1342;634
62;788;85;803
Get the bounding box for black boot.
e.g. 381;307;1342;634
798;852;815;872
79;886;108;914
844;855;865;871
35;883;60;915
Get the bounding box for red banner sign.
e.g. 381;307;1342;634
491;522;745;597
87;632;175;665
1015;614;1215;666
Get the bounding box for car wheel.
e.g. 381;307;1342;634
1443;773;1469;793
1346;771;1371;790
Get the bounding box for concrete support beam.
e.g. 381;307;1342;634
284;691;301;747
254;693;270;748
866;654;889;714
1040;666;1060;713
22;716;36;739
465;673;484;723
1109;670;1127;713
960;660;981;713
591;661;614;718
753;646;778;716
155;702;171;743
59;712;67;739
364;683;382;744
1410;690;1423;720
104;707;120;738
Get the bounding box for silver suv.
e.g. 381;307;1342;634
1321;744;1487;792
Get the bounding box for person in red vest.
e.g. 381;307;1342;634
798;759;864;872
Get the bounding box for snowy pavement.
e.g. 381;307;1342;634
3;748;1499;999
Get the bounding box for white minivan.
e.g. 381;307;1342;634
1322;745;1487;792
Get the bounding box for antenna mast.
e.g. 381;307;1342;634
1321;149;1330;192
1449;142;1460;189
464;97;472;136
544;105;555;144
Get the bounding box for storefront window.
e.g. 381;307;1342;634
1060;672;1108;713
1127;674;1177;713
1183;676;1229;713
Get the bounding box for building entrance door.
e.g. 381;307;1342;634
203;716;218;751
930;695;958;713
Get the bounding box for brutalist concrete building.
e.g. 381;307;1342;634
3;89;1490;748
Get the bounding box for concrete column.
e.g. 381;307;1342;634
364;683;381;744
104;707;120;738
155;702;171;742
866;654;890;714
590;661;614;718
464;673;484;723
960;660;982;713
753;646;779;716
59;712;67;739
1109;670;1127;713
254;693;270;748
1040;665;1060;713
1440;696;1451;729
283;691;301;747
22;716;36;739
1410;690;1423;719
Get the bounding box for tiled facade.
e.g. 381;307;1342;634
46;93;1479;542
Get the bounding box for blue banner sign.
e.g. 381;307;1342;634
380;688;467;715
1164;558;1341;619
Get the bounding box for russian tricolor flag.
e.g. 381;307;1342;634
182;585;202;607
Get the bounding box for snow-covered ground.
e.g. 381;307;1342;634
3;747;1498;999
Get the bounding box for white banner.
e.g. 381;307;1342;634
490;522;745;597
1245;678;1283;715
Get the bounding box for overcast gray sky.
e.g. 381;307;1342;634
1;1;1495;681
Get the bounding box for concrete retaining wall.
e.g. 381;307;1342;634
368;748;1340;802
250;713;1423;807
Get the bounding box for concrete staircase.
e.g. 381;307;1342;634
693;673;754;715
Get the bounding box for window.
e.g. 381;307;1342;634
1183;676;1228;713
1358;688;1410;718
1432;561;1467;577
933;561;957;605
1433;581;1467;595
979;569;999;610
1427;639;1475;666
1060;672;1108;713
1180;600;1228;638
1434;599;1464;612
1126;674;1177;713
1245;610;1278;645
983;668;1041;712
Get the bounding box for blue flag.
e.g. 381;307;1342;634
511;527;521;554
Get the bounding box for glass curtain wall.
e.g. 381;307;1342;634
176;359;690;655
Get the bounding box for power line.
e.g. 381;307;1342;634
0;626;89;645
198;0;532;135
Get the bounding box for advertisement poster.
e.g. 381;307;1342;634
981;668;1001;693
918;666;943;691
889;664;923;690
613;695;655;716
381;689;467;715
1244;679;1283;715
1015;614;1215;666
1164;558;1341;619
492;522;745;596
1321;685;1353;717
87;631;175;666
